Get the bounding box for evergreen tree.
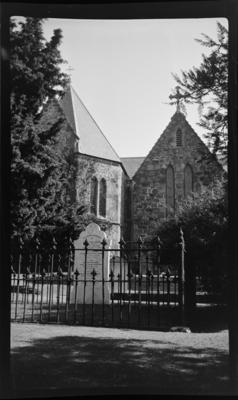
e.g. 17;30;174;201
172;22;228;162
10;17;83;242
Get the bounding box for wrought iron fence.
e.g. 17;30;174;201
10;236;184;329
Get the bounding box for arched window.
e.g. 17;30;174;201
176;128;182;147
184;164;193;198
90;177;98;215
99;178;107;217
166;165;175;217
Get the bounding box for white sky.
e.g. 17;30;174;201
42;18;228;158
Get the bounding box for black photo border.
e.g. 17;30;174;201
1;0;238;397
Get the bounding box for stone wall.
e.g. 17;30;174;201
120;169;132;242
132;111;224;240
41;99;76;157
74;153;126;247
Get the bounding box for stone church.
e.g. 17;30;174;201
48;85;224;247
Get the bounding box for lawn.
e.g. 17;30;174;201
10;322;230;397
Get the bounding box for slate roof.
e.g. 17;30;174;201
59;86;121;163
120;157;145;178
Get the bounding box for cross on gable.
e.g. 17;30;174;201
169;86;184;112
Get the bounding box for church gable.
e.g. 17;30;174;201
39;97;77;157
135;111;222;180
132;111;224;239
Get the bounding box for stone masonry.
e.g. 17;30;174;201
74;153;128;248
131;111;224;240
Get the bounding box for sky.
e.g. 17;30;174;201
41;17;228;158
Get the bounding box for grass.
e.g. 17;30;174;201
10;317;230;397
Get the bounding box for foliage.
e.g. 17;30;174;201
10;18;68;118
10;17;85;242
172;22;228;163
156;177;228;296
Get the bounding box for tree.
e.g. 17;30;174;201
172;22;228;162
10;18;84;243
155;177;228;298
10;18;68;118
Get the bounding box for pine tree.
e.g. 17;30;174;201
172;22;228;162
10;18;83;242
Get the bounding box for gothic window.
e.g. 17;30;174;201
176;128;182;147
99;178;107;217
90;177;98;215
166;165;175;217
184;164;193;198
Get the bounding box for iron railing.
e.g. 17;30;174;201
10;236;183;329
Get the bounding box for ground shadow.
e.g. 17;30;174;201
187;305;228;332
10;334;230;397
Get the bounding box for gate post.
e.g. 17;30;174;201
178;227;186;326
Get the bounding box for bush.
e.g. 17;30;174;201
155;178;228;298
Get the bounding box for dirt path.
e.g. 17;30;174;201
10;323;230;397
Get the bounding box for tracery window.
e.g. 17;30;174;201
166;165;175;217
184;164;193;198
90;177;98;215
99;178;107;217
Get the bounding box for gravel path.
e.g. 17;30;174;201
10;323;230;397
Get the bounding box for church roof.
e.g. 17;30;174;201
59;86;121;163
121;157;145;178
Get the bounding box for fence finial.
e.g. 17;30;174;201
35;237;40;251
52;236;57;252
83;239;89;248
156;235;162;248
119;238;125;247
18;236;24;250
101;238;107;247
74;269;80;278
91;269;97;280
